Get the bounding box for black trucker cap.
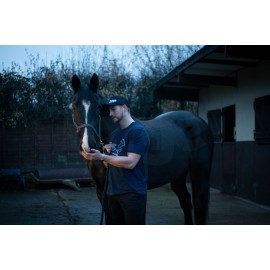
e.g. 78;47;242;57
103;96;130;108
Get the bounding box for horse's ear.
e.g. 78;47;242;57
71;75;81;93
89;73;99;93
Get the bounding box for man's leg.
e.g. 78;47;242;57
119;193;147;225
107;195;125;225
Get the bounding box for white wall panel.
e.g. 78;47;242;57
199;61;270;141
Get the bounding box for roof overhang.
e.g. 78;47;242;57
153;45;270;102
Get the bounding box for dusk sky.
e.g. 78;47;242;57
0;45;74;69
0;45;128;70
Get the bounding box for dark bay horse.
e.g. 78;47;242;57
71;73;214;224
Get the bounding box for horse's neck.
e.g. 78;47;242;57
101;115;117;143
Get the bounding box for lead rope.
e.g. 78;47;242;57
99;167;109;225
97;114;108;225
98;115;105;150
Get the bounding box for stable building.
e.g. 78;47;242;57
153;45;270;207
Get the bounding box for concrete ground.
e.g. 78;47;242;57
1;180;270;225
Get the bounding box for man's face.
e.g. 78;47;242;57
109;105;125;124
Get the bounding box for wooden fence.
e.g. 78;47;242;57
0;118;86;171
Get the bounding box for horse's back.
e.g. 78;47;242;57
139;111;213;189
151;110;213;154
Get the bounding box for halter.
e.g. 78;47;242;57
72;112;104;149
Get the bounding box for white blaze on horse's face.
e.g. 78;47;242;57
81;100;91;152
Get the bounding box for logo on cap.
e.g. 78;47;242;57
109;99;117;104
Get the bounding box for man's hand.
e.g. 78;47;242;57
80;148;102;161
103;142;116;154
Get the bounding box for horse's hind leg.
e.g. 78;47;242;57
189;126;213;225
190;166;210;225
190;148;212;225
171;170;193;225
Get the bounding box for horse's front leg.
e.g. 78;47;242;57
88;161;112;224
87;161;106;203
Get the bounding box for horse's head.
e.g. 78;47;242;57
71;73;107;152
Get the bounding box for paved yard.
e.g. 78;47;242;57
1;182;270;225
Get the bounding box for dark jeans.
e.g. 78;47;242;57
106;193;147;225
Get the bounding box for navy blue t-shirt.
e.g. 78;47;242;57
107;121;149;195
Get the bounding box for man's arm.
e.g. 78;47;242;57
81;149;141;170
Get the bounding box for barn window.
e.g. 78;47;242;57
254;95;270;144
207;105;236;142
207;109;222;142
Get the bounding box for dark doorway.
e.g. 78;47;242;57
222;105;235;142
207;109;222;142
254;95;270;144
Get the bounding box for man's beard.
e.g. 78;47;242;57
112;114;123;124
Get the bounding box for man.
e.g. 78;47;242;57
81;96;150;225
